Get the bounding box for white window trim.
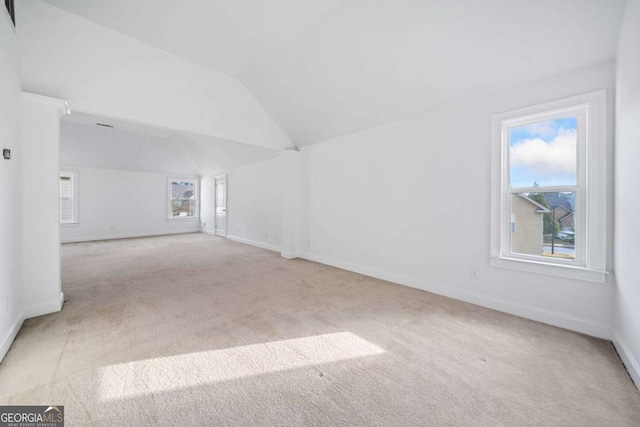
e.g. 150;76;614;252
167;177;200;220
59;170;79;226
490;90;607;283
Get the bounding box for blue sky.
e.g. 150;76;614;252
509;117;577;188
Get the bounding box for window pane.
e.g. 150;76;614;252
509;117;577;188
510;191;575;260
59;175;74;223
59;176;72;197
171;180;195;217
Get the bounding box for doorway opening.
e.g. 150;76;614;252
215;174;227;237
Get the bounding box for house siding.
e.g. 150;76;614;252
555;206;574;231
511;195;544;256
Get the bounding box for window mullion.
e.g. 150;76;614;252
508;187;579;194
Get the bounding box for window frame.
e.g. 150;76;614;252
59;170;78;226
167;177;199;220
490;90;607;283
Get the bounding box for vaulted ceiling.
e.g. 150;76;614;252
44;0;627;147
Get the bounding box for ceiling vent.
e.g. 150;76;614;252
96;123;114;128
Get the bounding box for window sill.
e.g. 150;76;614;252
167;217;200;221
490;256;607;283
60;223;78;227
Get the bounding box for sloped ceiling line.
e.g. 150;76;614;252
43;0;628;147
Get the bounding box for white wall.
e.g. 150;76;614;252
60;122;202;242
280;151;303;259
20;94;66;319
613;0;640;389
214;158;286;252
17;0;292;152
0;9;22;361
60;167;201;243
300;62;615;339
201;153;300;257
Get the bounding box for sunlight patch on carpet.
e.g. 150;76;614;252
98;332;385;401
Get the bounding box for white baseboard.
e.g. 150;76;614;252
211;232;293;258
0;292;64;363
613;331;640;391
227;235;282;253
0;313;24;364
61;229;200;243
301;252;612;340
281;251;300;259
24;292;64;320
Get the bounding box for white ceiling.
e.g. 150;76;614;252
64;111;174;139
61;112;279;175
44;0;628;146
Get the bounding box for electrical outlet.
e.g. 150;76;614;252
469;268;480;280
203;222;206;228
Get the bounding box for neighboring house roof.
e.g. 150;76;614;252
558;211;574;222
172;183;195;199
544;192;574;211
518;194;551;213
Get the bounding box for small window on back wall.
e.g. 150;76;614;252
59;171;77;225
168;178;198;219
490;91;607;283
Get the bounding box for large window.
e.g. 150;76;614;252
59;171;78;225
169;178;198;219
490;91;607;282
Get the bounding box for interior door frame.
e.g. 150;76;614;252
214;174;228;237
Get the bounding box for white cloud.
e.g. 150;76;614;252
520;121;558;139
510;128;576;178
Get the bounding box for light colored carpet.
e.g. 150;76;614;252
0;233;638;426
